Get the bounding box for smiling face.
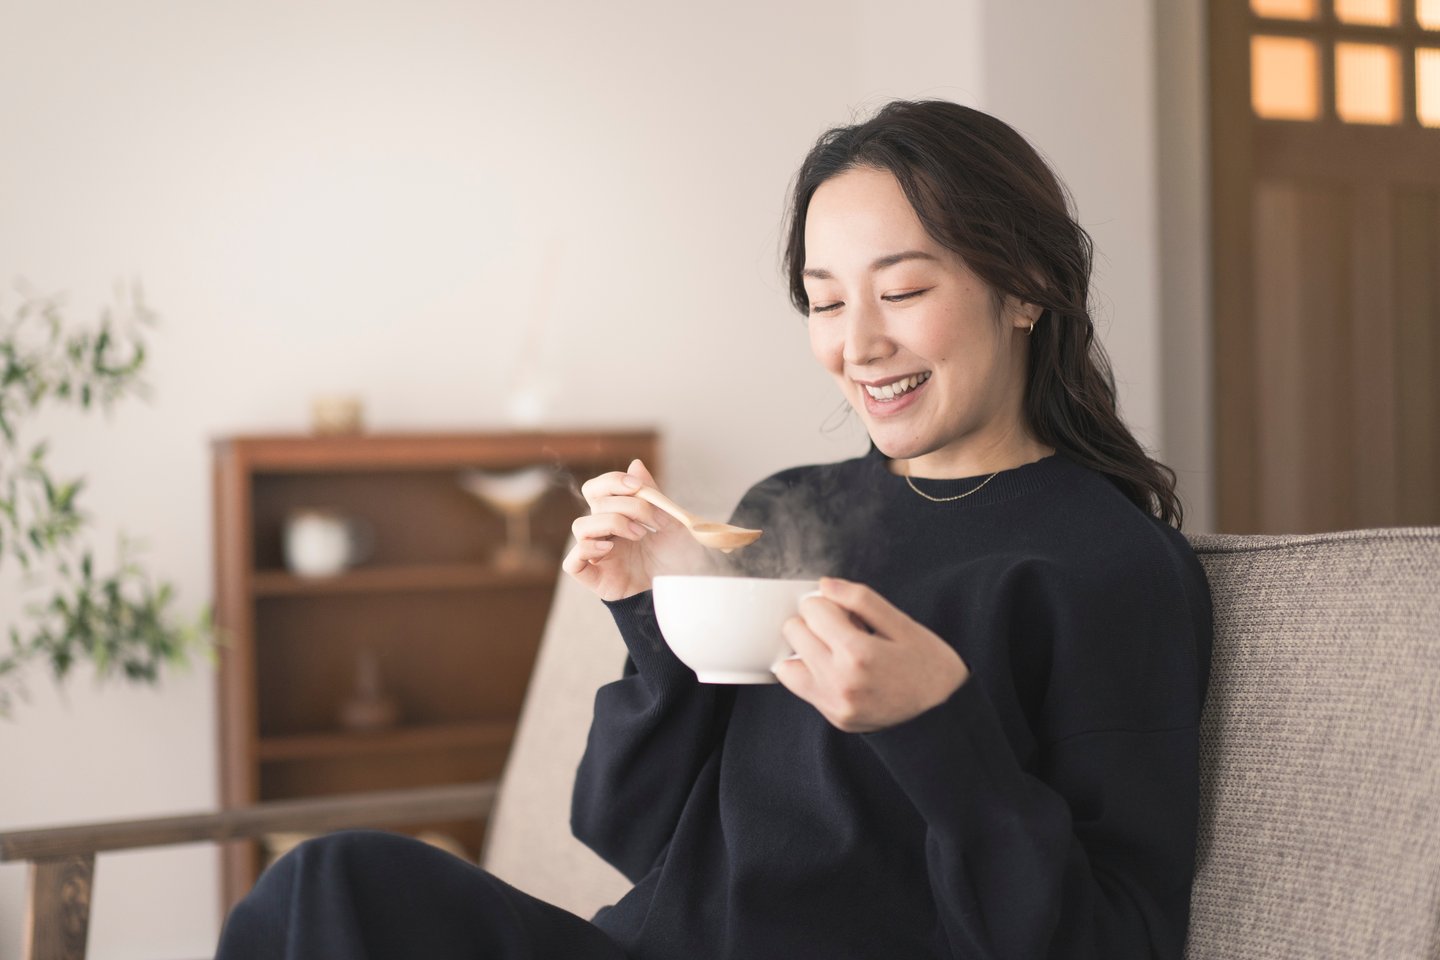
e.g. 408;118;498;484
801;165;1049;478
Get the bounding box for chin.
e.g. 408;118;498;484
868;433;924;462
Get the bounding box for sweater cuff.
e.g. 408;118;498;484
602;590;697;686
862;677;1027;829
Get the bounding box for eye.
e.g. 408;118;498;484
881;288;930;303
809;301;842;314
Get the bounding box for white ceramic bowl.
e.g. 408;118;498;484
651;575;820;683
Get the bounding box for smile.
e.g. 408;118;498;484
860;372;931;402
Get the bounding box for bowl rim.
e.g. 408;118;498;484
652;574;820;587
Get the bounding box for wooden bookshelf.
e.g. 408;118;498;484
255;721;517;762
250;564;557;597
212;429;657;909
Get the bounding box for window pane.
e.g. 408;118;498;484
1251;0;1318;19
1420;49;1440;126
1334;0;1397;25
1421;0;1440;30
1336;43;1402;124
1252;36;1321;119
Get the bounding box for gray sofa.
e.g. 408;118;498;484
6;527;1437;958
484;527;1440;958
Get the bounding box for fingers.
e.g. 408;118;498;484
626;458;658;488
577;459;655;503
562;540;608;576
573;510;648;538
578;462;669;529
580;471;639;510
584;495;669;532
783;608;833;665
566;497;643;577
797;593;873;644
816;577;906;638
771;654;818;702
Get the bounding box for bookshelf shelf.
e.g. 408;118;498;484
212;429;658;909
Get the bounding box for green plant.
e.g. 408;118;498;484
0;280;213;716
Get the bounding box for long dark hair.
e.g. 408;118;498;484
783;99;1184;529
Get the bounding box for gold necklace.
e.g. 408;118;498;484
904;468;1000;503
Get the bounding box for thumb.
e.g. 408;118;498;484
627;458;658;487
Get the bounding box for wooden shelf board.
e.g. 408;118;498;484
213;430;659;472
257;721;517;762
252;563;557;596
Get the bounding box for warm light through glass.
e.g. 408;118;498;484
1336;43;1402;124
1334;0;1397;25
1252;36;1321;119
1251;0;1318;19
1420;0;1440;30
1420;49;1440;126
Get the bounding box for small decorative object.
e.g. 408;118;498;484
338;648;399;733
502;238;562;428
503;379;552;428
283;508;374;577
458;466;553;572
311;394;365;435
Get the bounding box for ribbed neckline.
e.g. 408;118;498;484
863;440;1074;508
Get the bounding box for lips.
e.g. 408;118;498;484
858;371;931;417
859;371;931;402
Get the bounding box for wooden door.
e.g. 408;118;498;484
1210;0;1440;533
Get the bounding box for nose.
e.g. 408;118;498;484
842;301;893;368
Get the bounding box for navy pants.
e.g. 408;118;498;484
214;830;629;959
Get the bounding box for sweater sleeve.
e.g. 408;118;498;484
861;551;1210;959
570;590;731;883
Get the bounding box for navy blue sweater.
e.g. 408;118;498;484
572;444;1212;959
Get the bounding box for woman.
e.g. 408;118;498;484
216;99;1211;959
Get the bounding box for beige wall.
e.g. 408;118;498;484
985;0;1214;531
0;1;1204;956
1157;0;1216;533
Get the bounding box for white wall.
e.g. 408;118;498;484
983;0;1214;531
0;1;1200;956
1157;0;1216;533
983;2;1165;469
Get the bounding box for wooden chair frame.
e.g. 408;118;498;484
0;780;497;960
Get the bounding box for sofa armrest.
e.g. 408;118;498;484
0;780;497;960
0;780;497;862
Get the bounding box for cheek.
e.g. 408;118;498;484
808;323;843;372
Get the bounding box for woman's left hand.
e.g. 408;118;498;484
773;577;970;733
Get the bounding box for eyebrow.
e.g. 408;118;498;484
802;250;939;280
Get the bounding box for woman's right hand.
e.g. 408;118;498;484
563;458;718;602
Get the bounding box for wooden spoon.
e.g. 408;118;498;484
633;486;763;552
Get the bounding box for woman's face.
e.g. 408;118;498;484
801;165;1043;477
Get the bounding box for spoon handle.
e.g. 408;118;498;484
632;486;696;530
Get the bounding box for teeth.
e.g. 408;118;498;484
863;372;930;401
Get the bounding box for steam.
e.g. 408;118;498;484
548;448;883;583
715;460;882;582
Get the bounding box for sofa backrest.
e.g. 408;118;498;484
480;571;633;917
484;528;1440;953
1185;527;1440;958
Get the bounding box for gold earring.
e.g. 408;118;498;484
1025;322;1034;335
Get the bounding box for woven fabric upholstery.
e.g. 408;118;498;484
480;571;632;917
483;528;1440;953
1184;527;1440;960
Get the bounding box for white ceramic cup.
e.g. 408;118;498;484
651;575;821;684
284;509;375;577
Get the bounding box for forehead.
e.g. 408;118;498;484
803;166;933;260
